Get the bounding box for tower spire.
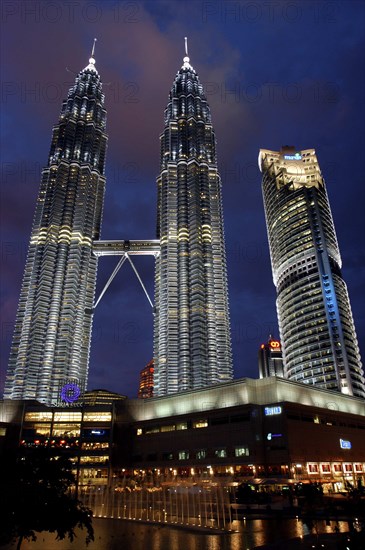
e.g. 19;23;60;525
182;36;192;70
84;38;98;73
91;37;97;59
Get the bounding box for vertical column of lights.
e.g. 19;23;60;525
4;48;107;405
154;47;233;395
259;148;365;398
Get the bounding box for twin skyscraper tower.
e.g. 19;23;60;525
4;44;365;405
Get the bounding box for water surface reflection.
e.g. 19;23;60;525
10;517;349;550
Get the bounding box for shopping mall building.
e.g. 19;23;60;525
1;377;364;493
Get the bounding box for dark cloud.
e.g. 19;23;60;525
1;0;364;397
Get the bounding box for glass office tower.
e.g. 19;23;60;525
4;52;107;405
259;146;365;398
153;51;233;395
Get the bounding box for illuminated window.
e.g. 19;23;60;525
23;424;51;437
178;450;189;460
83;412;112;422
161;425;175;432
354;464;363;473
137;428;143;436
344;463;353;472
196;449;206;460
193;420;208;429
176;422;188;430
53;412;82;422
52;424;80;437
321;463;331;473
24;412;52;422
145;426;159;434
80;455;109;464
235;446;249;457
81;468;108;480
215;448;227;458
308;463;319;473
81;442;109;450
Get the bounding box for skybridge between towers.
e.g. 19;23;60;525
93;239;160;257
92;239;160;310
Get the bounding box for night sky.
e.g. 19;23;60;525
1;0;364;399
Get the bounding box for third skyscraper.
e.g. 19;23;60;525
259;146;365;398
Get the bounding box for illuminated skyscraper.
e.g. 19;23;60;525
259;146;365;398
258;337;284;379
153;44;233;395
4;45;107;405
138;360;154;399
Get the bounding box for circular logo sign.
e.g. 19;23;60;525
269;340;281;349
60;383;81;403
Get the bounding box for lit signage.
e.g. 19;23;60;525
264;405;282;416
60;383;81;403
269;340;281;350
82;428;110;438
340;439;351;449
267;433;282;441
284;153;302;160
91;430;106;436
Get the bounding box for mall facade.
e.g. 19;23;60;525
1;377;364;493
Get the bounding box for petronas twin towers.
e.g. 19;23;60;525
4;42;364;405
5;52;107;405
4;44;233;404
154;53;232;394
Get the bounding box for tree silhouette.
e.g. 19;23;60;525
0;448;93;549
236;483;256;504
340;481;365;549
296;482;324;539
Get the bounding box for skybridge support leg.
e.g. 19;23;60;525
93;252;154;310
94;255;128;309
125;253;154;309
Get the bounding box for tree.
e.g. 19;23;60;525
236;483;256;504
340;482;365;550
296;482;324;541
0;448;94;549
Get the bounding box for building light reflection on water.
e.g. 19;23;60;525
16;517;350;550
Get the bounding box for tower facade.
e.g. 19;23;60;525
259;146;365;398
153;50;233;395
4;51;107;405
